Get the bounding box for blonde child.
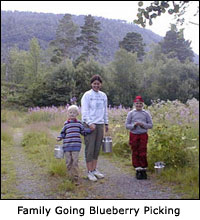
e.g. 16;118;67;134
57;105;91;182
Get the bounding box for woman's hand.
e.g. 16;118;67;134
56;137;62;141
89;124;96;131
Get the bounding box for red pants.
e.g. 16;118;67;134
129;132;148;168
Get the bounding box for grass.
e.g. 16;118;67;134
20;125;76;194
1;109;25;128
25;111;56;124
59;179;76;191
1;125;23;199
157;166;199;199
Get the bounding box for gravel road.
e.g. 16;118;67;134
12;129;59;199
77;148;182;199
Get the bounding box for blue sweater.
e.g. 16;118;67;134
58;119;91;152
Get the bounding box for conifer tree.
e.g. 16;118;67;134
159;24;194;63
50;14;79;63
77;14;101;62
119;32;145;61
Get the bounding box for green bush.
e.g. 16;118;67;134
148;124;190;170
112;133;131;158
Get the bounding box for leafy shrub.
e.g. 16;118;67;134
148;124;190;170
112;133;131;158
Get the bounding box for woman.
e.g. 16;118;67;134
81;74;109;181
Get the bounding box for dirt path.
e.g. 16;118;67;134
75;147;182;199
10;129;182;199
12;128;57;199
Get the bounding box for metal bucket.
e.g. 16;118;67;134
102;136;112;153
54;145;64;159
154;161;165;174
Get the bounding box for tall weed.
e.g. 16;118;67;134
1;110;25;127
25;111;55;124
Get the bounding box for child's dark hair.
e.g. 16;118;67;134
91;74;102;84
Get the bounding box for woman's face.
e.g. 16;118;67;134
91;80;102;92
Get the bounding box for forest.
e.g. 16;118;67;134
1;10;199;108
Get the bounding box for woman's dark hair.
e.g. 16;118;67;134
90;74;102;84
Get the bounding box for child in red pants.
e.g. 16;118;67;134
125;96;153;179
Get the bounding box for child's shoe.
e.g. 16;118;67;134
141;170;147;179
136;170;143;179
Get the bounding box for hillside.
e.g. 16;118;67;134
1;10;199;64
1;10;163;63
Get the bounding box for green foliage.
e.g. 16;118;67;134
112;133;131;158
109;49;140;106
159;25;194;63
134;1;191;27
75;59;105;101
4;47;29;84
119;32;145;60
77;14;101;62
148;124;191;170
50;14;79;63
43;59;77;106
155;59;198;102
1;11;199;108
26;38;41;81
137;51;199;104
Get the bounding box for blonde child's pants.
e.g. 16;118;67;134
64;151;79;178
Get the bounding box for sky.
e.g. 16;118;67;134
1;1;199;54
